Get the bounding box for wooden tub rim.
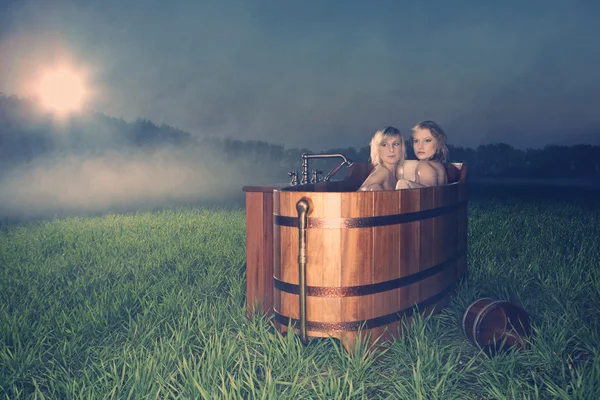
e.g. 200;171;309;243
275;178;465;194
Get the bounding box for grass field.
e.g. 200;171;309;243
1;185;599;399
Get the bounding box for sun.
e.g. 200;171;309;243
37;65;88;116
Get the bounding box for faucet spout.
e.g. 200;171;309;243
300;153;354;184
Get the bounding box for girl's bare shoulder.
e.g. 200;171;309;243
368;164;391;177
416;160;448;184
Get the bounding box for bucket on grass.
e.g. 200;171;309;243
462;297;531;355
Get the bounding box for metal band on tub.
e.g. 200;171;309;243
274;249;465;297
274;200;467;229
273;282;455;332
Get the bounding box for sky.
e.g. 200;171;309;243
1;0;600;151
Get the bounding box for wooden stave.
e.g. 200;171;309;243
245;191;275;317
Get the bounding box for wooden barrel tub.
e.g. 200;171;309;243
243;162;467;352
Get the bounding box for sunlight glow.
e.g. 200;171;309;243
37;65;88;116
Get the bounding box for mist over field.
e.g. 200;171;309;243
0;147;245;219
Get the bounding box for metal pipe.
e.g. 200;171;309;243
296;198;309;344
302;153;352;163
301;157;309;185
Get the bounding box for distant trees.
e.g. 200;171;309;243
1;93;600;181
0;94;54;165
523;144;600;178
470;143;525;177
130;118;192;147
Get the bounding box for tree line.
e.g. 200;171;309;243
1;94;599;181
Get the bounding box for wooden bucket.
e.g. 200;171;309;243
271;163;468;351
462;298;532;355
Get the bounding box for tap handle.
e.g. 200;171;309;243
288;170;299;185
311;169;323;183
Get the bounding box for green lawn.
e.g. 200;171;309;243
1;189;599;399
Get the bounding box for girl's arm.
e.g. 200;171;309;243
358;166;387;191
395;179;425;189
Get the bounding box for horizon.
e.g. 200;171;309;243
2;92;598;152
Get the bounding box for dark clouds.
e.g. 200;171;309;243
1;0;599;150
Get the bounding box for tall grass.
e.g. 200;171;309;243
1;188;599;399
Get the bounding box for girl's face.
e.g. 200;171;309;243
412;128;439;160
378;135;403;166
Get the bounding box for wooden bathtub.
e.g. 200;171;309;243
243;162;467;351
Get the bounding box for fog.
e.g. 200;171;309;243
0;146;259;220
